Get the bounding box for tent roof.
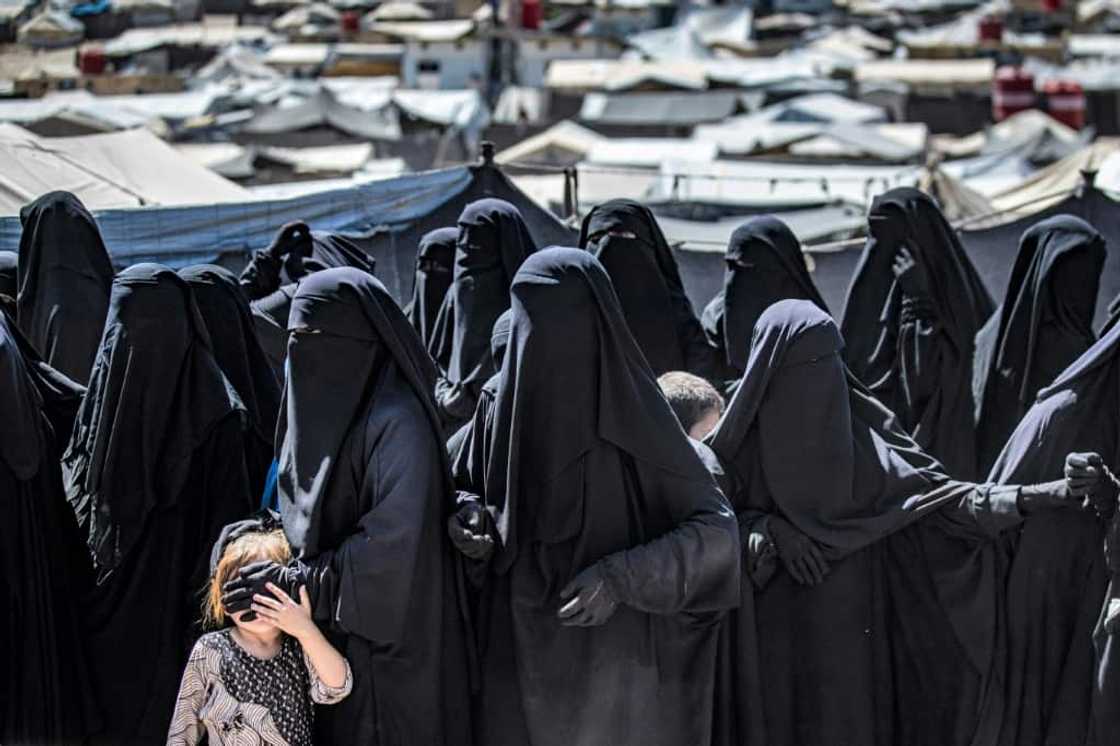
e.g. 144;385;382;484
579;90;742;126
0;127;250;214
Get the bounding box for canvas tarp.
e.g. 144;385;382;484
0;127;250;213
0;163;576;303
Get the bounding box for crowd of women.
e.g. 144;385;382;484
2;185;1119;746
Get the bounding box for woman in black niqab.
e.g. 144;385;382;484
17;191;114;384
63;264;253;744
701;216;829;387
221;267;472;745
406;227;457;349
973;215;1105;475
457;247;739;746
706;299;1069;746
1;309;100;745
429;199;536;426
987;317;1120;746
841;187;994;478
179;264;283;498
580;199;715;377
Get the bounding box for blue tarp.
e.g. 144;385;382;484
71;0;112;17
0;166;474;269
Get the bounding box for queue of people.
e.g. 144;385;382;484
1;188;1118;746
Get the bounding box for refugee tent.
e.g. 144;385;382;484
0;126;250;213
0;157;575;303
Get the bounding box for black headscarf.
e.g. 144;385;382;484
405;227;457;349
973;215;1105;474
841;187;994;478
484;246;724;573
579;199;704;375
702;215;829;373
279;267;443;555
63;263;243;573
429;199;536;387
180;265;283;494
1;309;84;482
180;265;281;438
707;299;974;555
17;191;114;384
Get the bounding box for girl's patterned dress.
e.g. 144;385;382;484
167;630;352;745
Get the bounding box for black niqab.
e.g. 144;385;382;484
180;264;282;496
17;191;114;384
974;215;1105;474
988;317;1120;746
428;199;536;424
279;267;441;555
406;227;457;349
841;187;994;478
63;263;253;744
702;215;829;376
1;310;99;744
64;263;245;573
579;199;710;376
708;299;968;555
277;267;472;745
469;247;739;746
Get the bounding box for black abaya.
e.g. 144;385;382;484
429;199;536;427
63;264;252;744
0;310;99;745
0;251;15;317
406;227;457;349
17;191;114;384
580;199;716;377
459;247;740;746
987;319;1120;746
706;299;1025;746
841;188;995;479
701;215;829;386
271;268;473;745
180;264;283;497
973;215;1105;475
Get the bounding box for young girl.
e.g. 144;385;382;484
167;527;351;745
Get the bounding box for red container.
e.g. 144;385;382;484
993;66;1036;122
978;15;1003;42
522;0;541;29
341;10;360;34
1044;80;1086;129
78;46;107;75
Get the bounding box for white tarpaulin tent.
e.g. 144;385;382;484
0;126;251;214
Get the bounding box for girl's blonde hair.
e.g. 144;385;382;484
203;529;292;629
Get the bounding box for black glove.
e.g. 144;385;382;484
447;501;496;562
769;516;829;586
557;563;619;627
267;221;312;261
892;246;931;300
745;528;778;590
221;560;305;620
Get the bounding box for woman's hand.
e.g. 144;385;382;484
769;517;830;586
252;583;318;641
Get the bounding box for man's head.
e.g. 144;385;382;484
658;371;725;439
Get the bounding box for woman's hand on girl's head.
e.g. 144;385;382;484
251;584;318;641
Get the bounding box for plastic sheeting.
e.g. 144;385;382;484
0;164;577;303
